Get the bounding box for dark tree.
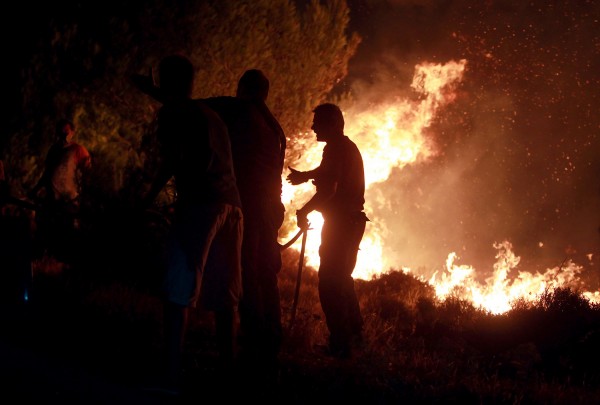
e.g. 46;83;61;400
2;0;359;207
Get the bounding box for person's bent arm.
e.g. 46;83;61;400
287;166;320;185
140;164;173;210
131;71;166;104
28;169;50;200
296;179;337;229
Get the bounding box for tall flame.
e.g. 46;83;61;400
282;59;467;278
281;59;599;314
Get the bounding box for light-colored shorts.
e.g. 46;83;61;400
164;202;243;310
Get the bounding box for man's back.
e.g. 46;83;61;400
143;55;245;389
202;71;286;380
157;99;240;208
317;135;365;216
204;96;285;207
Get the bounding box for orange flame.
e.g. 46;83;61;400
281;59;599;313
282;59;467;279
430;241;600;314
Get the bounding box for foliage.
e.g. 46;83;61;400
7;254;600;403
2;0;359;212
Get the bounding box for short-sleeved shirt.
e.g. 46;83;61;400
157;99;241;208
314;135;365;217
157;98;243;308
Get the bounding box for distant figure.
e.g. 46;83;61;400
138;55;243;393
287;103;368;358
204;69;286;381
28;119;91;264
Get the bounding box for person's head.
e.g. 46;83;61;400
158;55;195;101
236;69;269;101
311;103;344;142
56;119;75;142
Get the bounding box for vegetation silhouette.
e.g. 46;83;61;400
2;246;600;403
2;0;359;243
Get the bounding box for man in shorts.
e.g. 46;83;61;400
140;55;243;392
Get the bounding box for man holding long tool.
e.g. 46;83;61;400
287;103;369;359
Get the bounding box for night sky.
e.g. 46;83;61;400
340;0;600;284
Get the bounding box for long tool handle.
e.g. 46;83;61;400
289;226;308;330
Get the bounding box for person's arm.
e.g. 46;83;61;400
140;163;173;210
28;176;45;199
131;71;166;104
28;153;53;200
286;166;320;185
294;145;341;228
82;150;92;171
77;144;92;172
295;178;337;229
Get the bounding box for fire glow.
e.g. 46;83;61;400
281;59;600;314
431;241;599;314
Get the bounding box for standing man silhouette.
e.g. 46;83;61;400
287;103;368;358
204;69;286;382
138;55;243;394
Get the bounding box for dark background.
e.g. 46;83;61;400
2;0;599;286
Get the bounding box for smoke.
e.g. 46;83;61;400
337;0;600;288
363;83;522;278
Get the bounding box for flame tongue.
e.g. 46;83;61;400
283;59;468;279
430;241;598;314
281;58;598;313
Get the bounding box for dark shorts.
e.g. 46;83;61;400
164;203;243;310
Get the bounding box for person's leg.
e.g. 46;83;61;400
341;218;366;339
201;204;243;371
160;205;217;390
240;217;283;359
318;216;366;357
215;307;236;371
257;230;283;380
318;272;350;356
238;215;261;362
318;218;350;356
260;263;282;360
262;200;285;361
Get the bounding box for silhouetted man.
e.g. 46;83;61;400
204;70;286;381
287;103;368;358
138;55;243;394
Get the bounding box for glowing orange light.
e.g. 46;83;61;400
281;59;599;313
282;59;467;279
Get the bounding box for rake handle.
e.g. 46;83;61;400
289;226;308;330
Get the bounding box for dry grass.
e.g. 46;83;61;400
2;221;600;403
